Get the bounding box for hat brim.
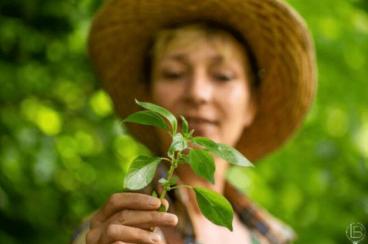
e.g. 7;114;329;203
88;0;317;161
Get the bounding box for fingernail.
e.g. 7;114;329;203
148;198;160;207
169;215;178;225
162;213;178;225
151;233;161;242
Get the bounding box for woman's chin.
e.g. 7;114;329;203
191;127;220;142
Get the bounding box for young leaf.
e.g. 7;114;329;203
123;110;169;130
168;133;187;157
135;99;177;134
158;178;169;185
192;137;253;167
180;115;189;137
188;149;215;183
158;177;177;188
194;187;234;231
124;155;161;190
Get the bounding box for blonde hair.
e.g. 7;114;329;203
144;22;258;89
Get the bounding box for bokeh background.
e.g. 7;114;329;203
0;0;367;243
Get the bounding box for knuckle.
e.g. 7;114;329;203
90;214;101;228
148;211;158;222
118;210;128;225
108;193;120;208
105;224;118;239
85;228;99;244
85;230;94;243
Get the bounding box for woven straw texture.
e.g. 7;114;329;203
88;0;317;161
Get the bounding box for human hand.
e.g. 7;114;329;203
86;193;178;244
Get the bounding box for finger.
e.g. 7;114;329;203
86;227;101;244
92;193;162;225
111;242;134;244
104;224;163;244
161;199;169;211
109;210;178;228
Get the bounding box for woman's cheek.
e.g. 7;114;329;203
217;84;247;111
219;84;250;144
152;82;177;108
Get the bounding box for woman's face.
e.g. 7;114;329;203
150;28;256;150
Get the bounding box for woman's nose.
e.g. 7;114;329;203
184;71;213;105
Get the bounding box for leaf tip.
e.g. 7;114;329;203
209;177;215;184
226;223;233;231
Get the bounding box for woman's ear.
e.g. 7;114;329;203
243;96;257;128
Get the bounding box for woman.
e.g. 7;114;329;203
73;0;316;243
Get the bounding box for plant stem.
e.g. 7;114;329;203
160;157;171;163
169;184;192;191
159;157;177;201
158;151;188;212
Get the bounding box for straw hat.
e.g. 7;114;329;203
88;0;317;162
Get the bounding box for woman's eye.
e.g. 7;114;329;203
213;73;234;82
161;70;185;80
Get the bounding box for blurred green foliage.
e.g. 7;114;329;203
0;0;367;243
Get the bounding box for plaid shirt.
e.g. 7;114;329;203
157;182;297;244
71;166;296;244
152;166;296;244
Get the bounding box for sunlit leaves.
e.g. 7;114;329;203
21;98;62;136
89;90;113;117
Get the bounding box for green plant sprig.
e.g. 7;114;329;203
122;99;253;231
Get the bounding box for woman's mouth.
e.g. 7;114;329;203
184;116;218;135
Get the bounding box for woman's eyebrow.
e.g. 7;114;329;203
162;53;227;65
164;53;187;62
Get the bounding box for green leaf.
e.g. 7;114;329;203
158;204;166;212
180;115;189;136
124;155;161;190
192;137;253;167
135;99;177;134
192;137;218;151
168;133;187;157
188;149;215;183
194;187;234;230
123;110;169;130
216;143;253;167
178;154;189;164
151;190;158;197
